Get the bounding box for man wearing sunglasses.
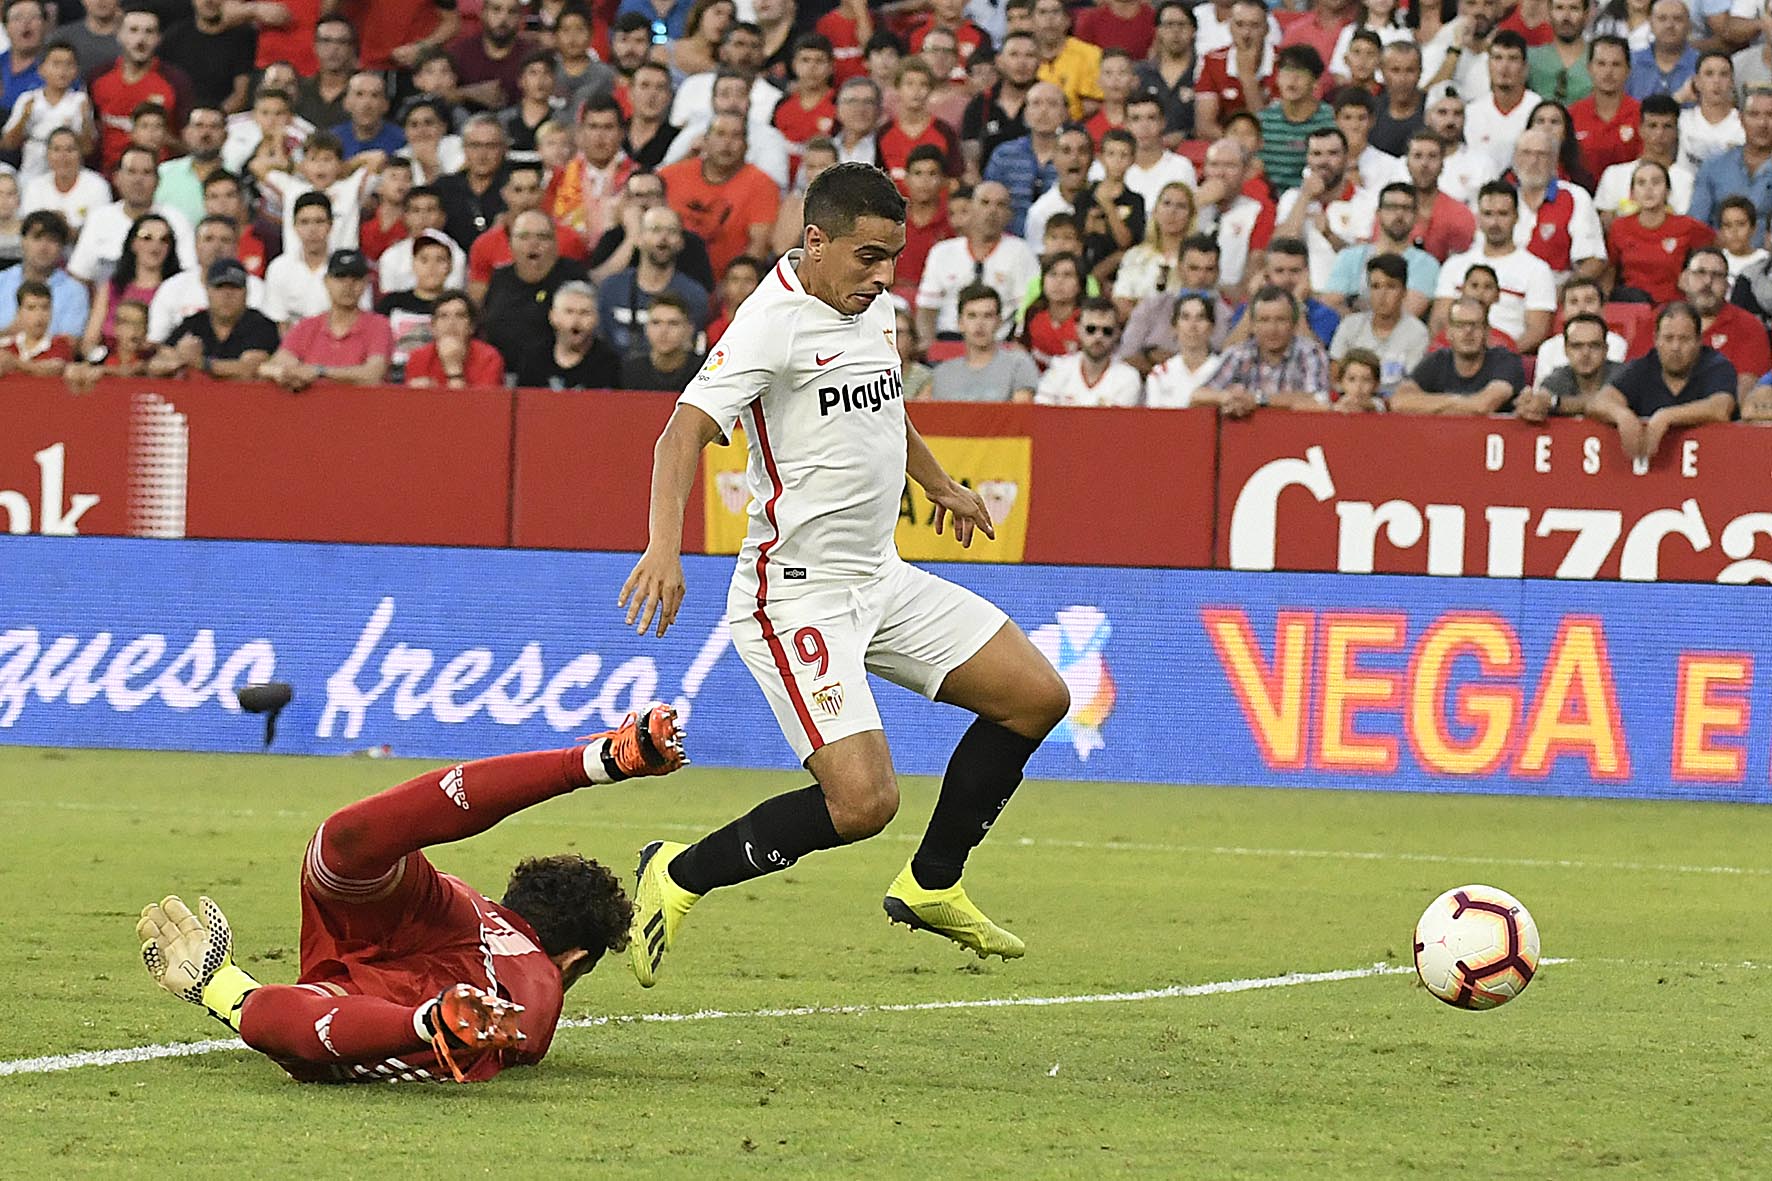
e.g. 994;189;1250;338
1033;296;1142;405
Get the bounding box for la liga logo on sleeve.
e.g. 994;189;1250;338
698;347;728;381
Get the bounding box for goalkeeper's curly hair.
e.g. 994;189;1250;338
501;854;633;967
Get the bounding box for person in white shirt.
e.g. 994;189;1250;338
1425;93;1502;205
1191;136;1270;296
1678;50;1745;170
1088;94;1197;207
375;185;468;296
1275;127;1380;290
668;25;783;132
0;42;91;184
1034;298;1143;405
146;214;267;341
19;126;110;231
916;180;1041;341
1332;89;1408;193
1462;30;1536;165
619;159;1065;982
67;146;196;284
1532;276;1630;374
1593;94;1694;220
1509;128;1606;283
1194;0;1282;55
662;69;793;188
222;84;314;176
1432;180;1558;353
263;190;370;325
1144;292;1224;406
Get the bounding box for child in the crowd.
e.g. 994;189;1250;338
0;280;75;376
0;41;92;184
359;155;413;262
259;130;375;252
1020;250;1084;368
1717;197;1767;283
1334;348;1383;413
501;51;565;157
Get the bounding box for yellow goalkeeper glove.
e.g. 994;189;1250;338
137;894;261;1033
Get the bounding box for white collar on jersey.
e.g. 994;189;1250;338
772;249;873;322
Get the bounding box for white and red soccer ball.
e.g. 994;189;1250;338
1413;885;1541;1010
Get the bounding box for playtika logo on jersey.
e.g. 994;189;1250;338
817;369;903;417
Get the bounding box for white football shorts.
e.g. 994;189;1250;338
727;561;1008;764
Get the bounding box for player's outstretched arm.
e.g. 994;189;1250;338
137;894;262;1033
620;405;726;638
906;417;995;548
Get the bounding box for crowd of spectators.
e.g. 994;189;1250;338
6;0;1772;463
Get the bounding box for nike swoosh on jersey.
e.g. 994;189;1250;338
815;352;844;366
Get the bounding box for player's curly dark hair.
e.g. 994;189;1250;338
502;854;633;967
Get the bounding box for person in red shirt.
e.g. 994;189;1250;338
773;32;838;163
878;56;962;187
1680;245;1771;398
909;0;990;73
1075;0;1157;58
1020;250;1084;368
1607;160;1713;303
260;248;394;387
897;144;953;297
1497;0;1554;46
1404;130;1476;262
0;279;75;375
1084;48;1136;144
659;112;780;278
1569;36;1642;183
814;0;872;84
1196;0;1276;139
135;710;687;1084
358;156;413;262
467;161;589;303
255;0;323;75
350;0;460;73
406;290;509;387
1276;0;1351;66
90;8;194;172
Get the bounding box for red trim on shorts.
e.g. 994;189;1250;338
747;401;823;751
754;606;824;751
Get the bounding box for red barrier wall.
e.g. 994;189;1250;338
11;375;1772;584
2;379;514;546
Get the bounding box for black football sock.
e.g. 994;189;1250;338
667;785;843;895
911;718;1043;890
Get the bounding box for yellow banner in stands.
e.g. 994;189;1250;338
701;430;1032;563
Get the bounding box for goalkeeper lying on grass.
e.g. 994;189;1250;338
134;707;686;1083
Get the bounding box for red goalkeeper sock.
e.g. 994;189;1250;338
238;986;429;1065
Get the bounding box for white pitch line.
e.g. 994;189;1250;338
12;800;1772;879
0;961;1426;1079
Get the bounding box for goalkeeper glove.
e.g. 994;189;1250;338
137;894;261;1033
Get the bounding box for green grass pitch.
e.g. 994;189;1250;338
3;745;1771;1178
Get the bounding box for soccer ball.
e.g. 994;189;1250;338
1413;885;1541;1010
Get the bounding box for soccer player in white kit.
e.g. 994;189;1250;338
617;162;1071;986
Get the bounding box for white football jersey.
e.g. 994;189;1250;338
679;252;907;605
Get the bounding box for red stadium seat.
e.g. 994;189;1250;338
1602;302;1655;358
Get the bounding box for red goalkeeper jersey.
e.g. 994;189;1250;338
283;840;564;1083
